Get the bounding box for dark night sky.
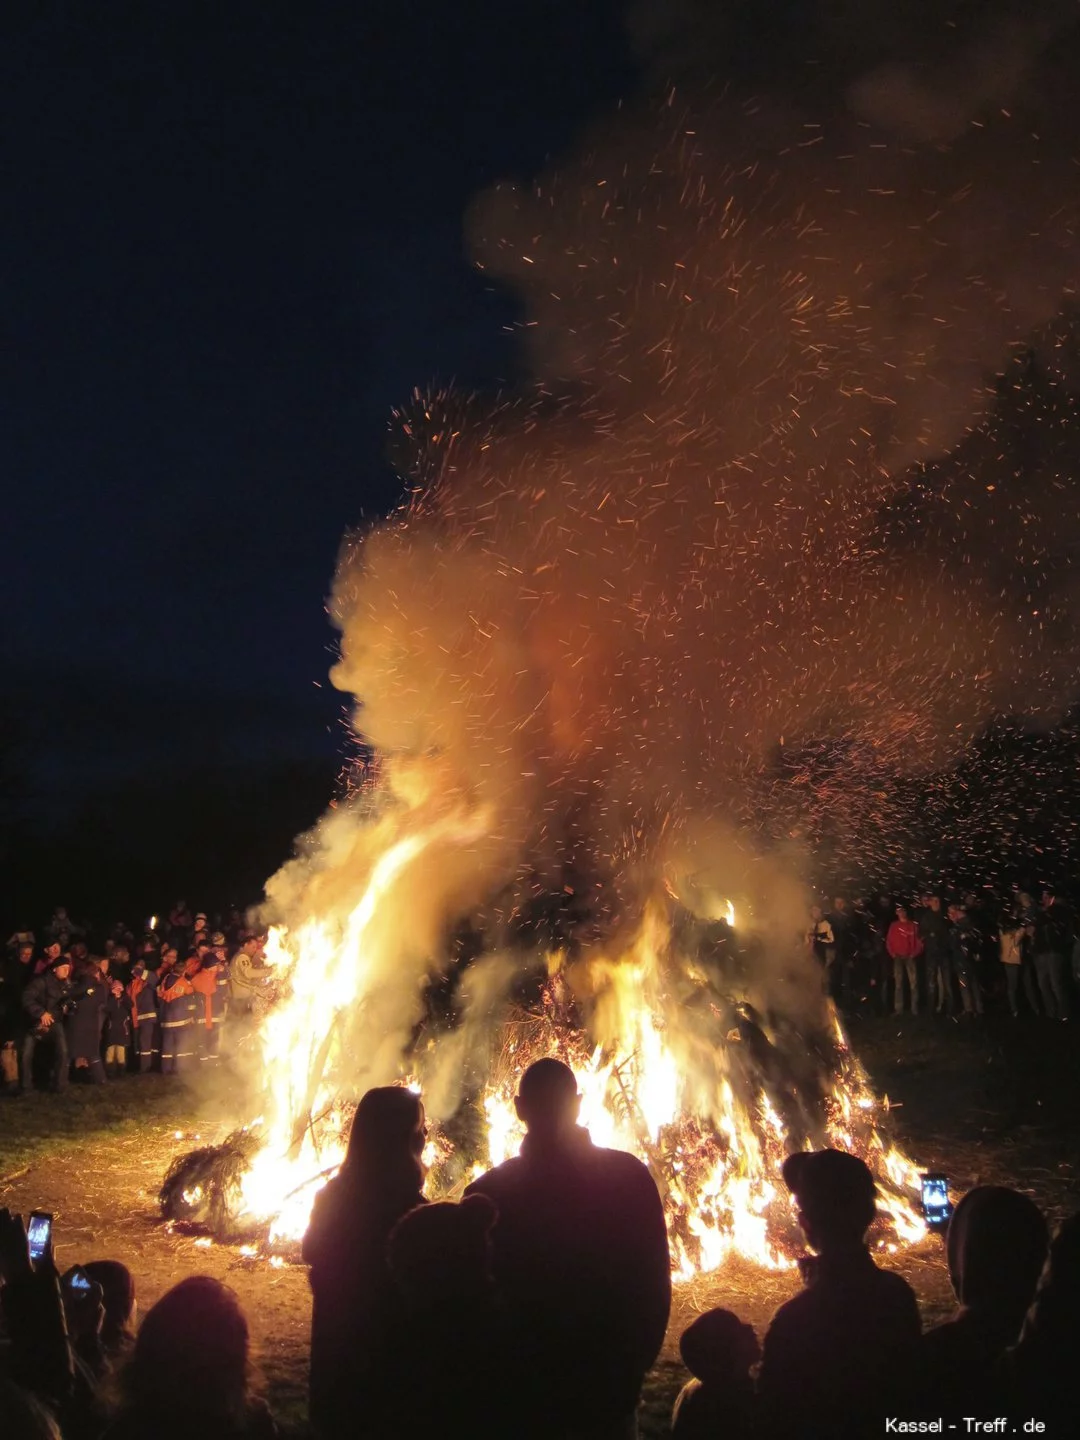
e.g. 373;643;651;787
6;1;1080;915
4;1;638;820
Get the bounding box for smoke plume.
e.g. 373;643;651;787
263;2;1080;1100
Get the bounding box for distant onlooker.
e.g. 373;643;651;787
917;894;953;1016
21;957;74;1092
1032;888;1072;1020
758;1149;921;1438
671;1307;759;1440
102;976;131;1078
948;903;984;1016
806;906;835;968
886;905;924;1016
65;962;108;1084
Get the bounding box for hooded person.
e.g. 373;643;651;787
302;1085;427;1440
758;1148;921;1438
1010;1212;1080;1433
918;1185;1048;1418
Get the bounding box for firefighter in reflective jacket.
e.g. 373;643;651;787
127;957;160;1073
158;963;196;1075
190;933;230;1064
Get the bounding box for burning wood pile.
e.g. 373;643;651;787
160;811;926;1272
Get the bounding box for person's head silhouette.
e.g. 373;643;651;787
782;1148;877;1255
343;1085;426;1190
514;1057;580;1144
946;1186;1048;1337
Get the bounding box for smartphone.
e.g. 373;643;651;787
921;1173;951;1226
27;1210;53;1262
66;1268;93;1294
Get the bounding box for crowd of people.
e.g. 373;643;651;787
806;887;1077;1020
3;1057;1078;1439
1;904;273;1094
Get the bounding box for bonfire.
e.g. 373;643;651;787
161;794;926;1275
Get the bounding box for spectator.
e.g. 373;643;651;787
104;1275;274;1440
229;936;271;1017
886;905;923;1016
1032;887;1072;1020
127;956;160;1074
806;906;835;968
302;1086;427;1440
466;1057;671;1439
158;963;197;1076
102;976;131;1078
0;1377;62;1440
36;942;63;977
917;894;953;1016
671;1307;759;1440
864;895;894;1013
81;1260;136;1362
168;900;193;938
827;897;856;1010
66;961;108;1085
44;907;78;948
109;945;132;986
918;1186;1048;1418
948;903;984;1017
190;937;229;1065
1000;897;1040;1018
386;1194;511;1439
21;958;74;1092
1011;1213;1080;1434
0;1207;76;1416
758;1149;921;1438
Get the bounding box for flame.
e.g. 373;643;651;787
232;813;926;1272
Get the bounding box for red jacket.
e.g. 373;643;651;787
886;919;924;961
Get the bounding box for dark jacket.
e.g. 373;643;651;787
65;975;107;1057
1033;902;1072;955
102;986;131;1046
758;1248;921;1438
302;1166;426;1439
917;907;950;957
465;1127;671;1430
128;965;159;1025
22;971;73;1028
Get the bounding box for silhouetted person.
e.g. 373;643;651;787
758;1149;921;1439
671;1308;759;1440
1010;1212;1080;1435
918;1185;1048;1419
302;1086;427;1440
81;1259;136;1363
104;1275;274;1440
466;1057;671;1439
387;1194;512;1439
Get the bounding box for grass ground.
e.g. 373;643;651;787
2;1013;1078;1436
